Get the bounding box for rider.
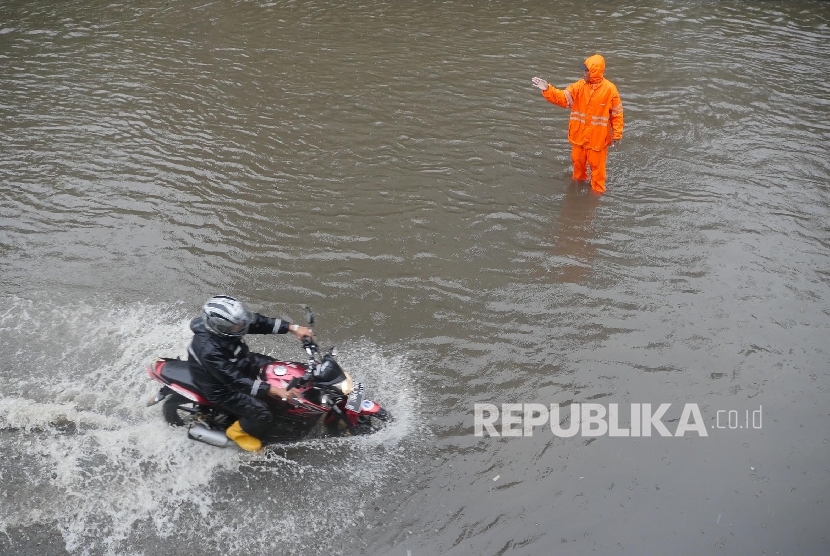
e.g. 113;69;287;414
187;295;313;451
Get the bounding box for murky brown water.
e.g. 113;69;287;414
2;1;830;555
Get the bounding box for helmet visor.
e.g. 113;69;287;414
228;318;249;335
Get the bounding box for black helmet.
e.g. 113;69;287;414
202;295;253;337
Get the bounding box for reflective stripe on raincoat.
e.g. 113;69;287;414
541;54;624;151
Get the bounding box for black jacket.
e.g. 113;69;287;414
187;314;290;403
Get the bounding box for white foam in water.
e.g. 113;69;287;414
0;398;118;431
0;295;421;556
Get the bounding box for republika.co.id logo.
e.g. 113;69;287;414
474;403;763;438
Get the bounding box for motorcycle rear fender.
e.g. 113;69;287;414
168;384;208;404
146;359;211;405
147;385;172;407
146;360;167;384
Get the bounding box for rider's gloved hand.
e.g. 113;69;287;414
269;385;301;400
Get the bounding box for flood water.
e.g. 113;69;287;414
2;1;829;554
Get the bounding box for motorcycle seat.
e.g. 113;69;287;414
160;359;201;392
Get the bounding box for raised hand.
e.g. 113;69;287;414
531;76;549;91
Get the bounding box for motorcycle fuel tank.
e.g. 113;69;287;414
263;361;307;388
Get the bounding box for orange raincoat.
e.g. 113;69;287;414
541;54;624;192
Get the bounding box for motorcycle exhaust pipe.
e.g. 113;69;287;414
188;425;229;447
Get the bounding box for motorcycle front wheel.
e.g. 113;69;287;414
344;409;393;435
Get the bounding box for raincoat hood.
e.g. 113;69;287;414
584;54;605;84
190;316;209;334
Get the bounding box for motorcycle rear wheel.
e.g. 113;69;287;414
162;393;201;427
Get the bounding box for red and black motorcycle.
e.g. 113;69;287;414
146;308;390;447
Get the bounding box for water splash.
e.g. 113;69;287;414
0;294;422;556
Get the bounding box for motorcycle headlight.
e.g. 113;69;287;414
334;372;354;395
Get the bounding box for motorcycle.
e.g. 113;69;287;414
146;307;391;447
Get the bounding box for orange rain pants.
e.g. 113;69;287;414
571;144;608;193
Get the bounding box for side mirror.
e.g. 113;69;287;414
304;306;315;327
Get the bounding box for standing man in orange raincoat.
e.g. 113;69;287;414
532;54;624;194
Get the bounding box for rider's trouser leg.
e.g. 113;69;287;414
215;393;274;439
